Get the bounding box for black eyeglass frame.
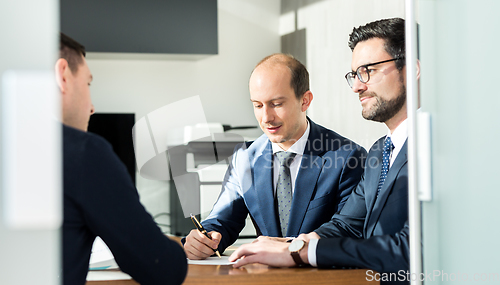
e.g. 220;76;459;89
345;57;405;88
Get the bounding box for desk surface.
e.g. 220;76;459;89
86;264;376;285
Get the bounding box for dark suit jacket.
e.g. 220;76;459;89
201;119;366;252
314;136;409;280
62;125;187;285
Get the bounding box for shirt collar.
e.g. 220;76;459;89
272;120;310;155
386;118;408;149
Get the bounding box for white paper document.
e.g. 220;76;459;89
89;237;119;270
188;256;236;265
87;271;132;281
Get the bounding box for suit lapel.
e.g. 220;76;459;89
364;137;384;236
287;120;323;236
253;141;280;236
366;140;408;237
287;153;322;236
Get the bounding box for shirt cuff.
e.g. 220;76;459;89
307;238;319;267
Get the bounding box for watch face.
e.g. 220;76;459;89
289;239;305;252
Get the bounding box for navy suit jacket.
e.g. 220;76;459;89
63;125;187;285
201;119;366;252
314;136;409;279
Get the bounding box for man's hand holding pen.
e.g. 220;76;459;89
184;229;222;260
184;214;222;260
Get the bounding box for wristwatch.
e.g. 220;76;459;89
288;239;307;266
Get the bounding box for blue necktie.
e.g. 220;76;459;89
377;137;394;197
276;151;296;237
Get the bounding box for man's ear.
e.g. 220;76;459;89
301;91;313;112
55;58;70;94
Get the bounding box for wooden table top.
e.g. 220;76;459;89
87;264;375;285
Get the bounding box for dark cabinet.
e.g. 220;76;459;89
61;0;218;54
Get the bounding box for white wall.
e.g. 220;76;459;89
86;0;280;228
282;0;405;149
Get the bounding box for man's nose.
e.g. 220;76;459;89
261;106;274;123
351;76;367;94
90;104;95;115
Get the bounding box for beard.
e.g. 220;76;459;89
361;77;406;123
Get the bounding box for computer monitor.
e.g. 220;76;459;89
88;113;136;185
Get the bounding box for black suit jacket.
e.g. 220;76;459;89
62;125;187;285
314;137;409;280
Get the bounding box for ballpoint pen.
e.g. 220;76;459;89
190;213;222;258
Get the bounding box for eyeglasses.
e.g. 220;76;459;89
345;57;404;88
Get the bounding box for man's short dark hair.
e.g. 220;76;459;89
348;18;406;70
255;53;309;99
59;33;86;74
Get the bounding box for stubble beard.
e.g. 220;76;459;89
361;76;406;123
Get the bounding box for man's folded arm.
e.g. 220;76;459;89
316;220;410;274
334;145;367;213
314;173;367;239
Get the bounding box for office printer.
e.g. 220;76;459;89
169;123;257;237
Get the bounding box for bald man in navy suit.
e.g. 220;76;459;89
183;54;366;259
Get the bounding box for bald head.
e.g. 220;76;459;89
252;53;309;99
249;54;313;150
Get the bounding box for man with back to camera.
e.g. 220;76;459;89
58;33;187;285
183;53;367;259
229;18;417;284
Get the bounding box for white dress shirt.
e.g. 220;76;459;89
307;119;408;267
271;121;310;196
387;118;408;168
